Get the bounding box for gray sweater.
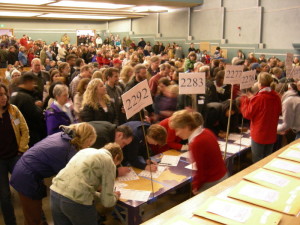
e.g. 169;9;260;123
277;90;300;133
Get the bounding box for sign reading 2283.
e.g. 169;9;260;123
121;79;153;120
179;72;206;94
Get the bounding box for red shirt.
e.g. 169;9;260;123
189;128;227;190
151;118;183;154
240;88;281;144
20;37;28;47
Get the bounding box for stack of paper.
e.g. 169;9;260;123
117;168;139;182
114;181;128;191
194;196;282;225
119;188;151;202
138;166;167;178
228;134;243;141
234;138;251;146
185;162;197;170
159;155;180;166
264;158;300;178
219;143;243;154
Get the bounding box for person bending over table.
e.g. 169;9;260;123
150;117;188;154
88;121;133;176
170;110;228;195
10;123;97;225
50;143;123;225
122;121;167;172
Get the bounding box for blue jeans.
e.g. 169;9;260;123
50;190;98;225
0;155;20;225
251;139;274;163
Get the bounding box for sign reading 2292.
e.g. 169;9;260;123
125;88;149;110
121;79;153;120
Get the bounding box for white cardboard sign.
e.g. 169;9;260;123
178;72;206;94
224;65;244;84
240;70;256;90
285;53;294;69
286;66;300;80
121;79;153;120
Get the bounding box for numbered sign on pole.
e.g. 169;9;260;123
178;72;206;94
285;53;294;69
287;66;300;80
240;70;256;90
223;65;244;84
121;79;153;120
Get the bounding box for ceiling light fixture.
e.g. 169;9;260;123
0;0;54;5
132;6;169;12
49;1;134;9
38;13;126;20
0;11;41;17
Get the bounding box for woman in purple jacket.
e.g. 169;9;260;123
10;123;96;225
44;84;75;135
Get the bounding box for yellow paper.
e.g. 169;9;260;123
163;215;200;225
243;168;300;191
194;196;282;225
228;181;300;215
263;158;300;178
289;143;300;151
278;148;300;163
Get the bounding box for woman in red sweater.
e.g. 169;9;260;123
170;110;227;195
240;72;281;163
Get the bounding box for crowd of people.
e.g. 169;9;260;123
1;32;300;225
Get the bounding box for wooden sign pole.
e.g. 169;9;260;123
223;84;234;160
139;111;155;198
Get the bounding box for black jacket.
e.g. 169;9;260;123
10;88;46;146
80;103;116;124
88;121;116;148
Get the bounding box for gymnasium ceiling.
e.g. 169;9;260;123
0;0;203;21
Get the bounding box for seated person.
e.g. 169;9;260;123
122;121;167;171
50;143;122;225
45;84;75;135
170;110;228;195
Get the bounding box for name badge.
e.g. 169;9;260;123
14;119;20;125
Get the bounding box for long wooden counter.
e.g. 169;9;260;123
142;139;300;225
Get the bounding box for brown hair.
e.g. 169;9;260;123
58;62;69;73
147;124;167;146
103;142;123;162
258;72;274;87
170;110;203;130
77;78;90;96
61;122;97;150
0;83;9;110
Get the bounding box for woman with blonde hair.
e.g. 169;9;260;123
10;122;96;225
80;78;116;123
119;65;134;91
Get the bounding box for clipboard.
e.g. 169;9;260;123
193;196;282;225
